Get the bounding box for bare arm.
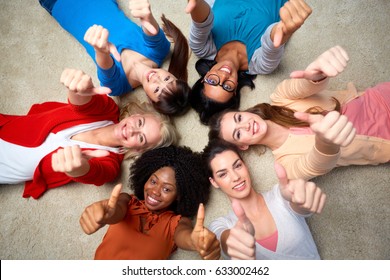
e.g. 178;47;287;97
185;0;211;23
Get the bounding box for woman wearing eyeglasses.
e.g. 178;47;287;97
185;0;312;124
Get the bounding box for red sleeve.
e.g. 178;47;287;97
72;151;124;186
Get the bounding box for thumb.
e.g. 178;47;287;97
109;43;121;62
142;20;158;35
232;200;255;236
82;149;110;159
274;162;288;188
105;183;122;218
194;203;205;232
185;0;197;14
89;86;112;95
273;23;284;48
289;70;307;79
294;111;323;125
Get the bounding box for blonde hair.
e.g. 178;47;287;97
120;101;179;159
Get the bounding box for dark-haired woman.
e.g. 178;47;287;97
203;139;325;259
79;145;220;260
208;46;390;180
39;0;190;116
185;0;312;124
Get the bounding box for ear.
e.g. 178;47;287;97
238;145;249;151
209;177;220;189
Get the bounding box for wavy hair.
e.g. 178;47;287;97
120;101;179;159
129;145;210;217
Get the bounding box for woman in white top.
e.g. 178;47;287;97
203;139;325;259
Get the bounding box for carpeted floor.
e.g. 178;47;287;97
0;0;389;260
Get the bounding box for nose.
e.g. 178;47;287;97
151;184;161;196
232;170;241;182
238;120;250;132
127;124;140;136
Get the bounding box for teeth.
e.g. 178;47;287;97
148;195;159;204
220;67;231;74
233;181;245;190
148;72;155;81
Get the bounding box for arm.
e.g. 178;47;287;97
129;0;159;36
187;0;217;60
275;163;326;215
271;46;349;102
174;204;221;260
79;184;131;234
271;0;312;48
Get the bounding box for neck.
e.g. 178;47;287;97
216;42;248;70
230;188;264;217
91;124;121;147
259;121;290;150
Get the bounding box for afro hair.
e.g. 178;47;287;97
129;145;210;217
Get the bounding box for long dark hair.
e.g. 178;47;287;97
189;59;256;125
153;15;191;116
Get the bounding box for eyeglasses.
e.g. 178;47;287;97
202;73;237;93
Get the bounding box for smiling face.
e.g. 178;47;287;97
144;166;178;213
142;69;177;103
203;61;238;103
209;150;252;200
114;114;161;150
220;111;268;148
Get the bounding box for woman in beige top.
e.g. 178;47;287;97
208;46;390;180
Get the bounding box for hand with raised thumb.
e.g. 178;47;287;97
294;111;356;148
290;45;349;81
225;200;256;260
79;183;122;234
191;203;221;260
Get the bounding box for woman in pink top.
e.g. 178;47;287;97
208;46;390;180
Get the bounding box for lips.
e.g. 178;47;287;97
146;194;160;206
233;181;246;191
146;71;156;82
252;121;259;135
121;124;127;140
220;65;232;74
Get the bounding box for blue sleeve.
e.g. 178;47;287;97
97;60;133;96
142;28;170;66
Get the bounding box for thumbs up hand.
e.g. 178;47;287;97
191;204;221;260
225;200;256;260
275;162;326;214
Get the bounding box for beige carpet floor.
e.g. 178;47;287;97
0;0;389;260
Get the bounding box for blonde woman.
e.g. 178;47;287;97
0;69;178;199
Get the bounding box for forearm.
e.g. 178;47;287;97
95;50;115;70
220;230;230;256
315;136;340;155
174;218;196;251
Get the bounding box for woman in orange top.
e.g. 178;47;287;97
80;145;220;260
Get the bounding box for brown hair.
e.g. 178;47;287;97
208;99;340;140
153;14;190;116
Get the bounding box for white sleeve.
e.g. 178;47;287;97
248;23;285;75
209;211;237;260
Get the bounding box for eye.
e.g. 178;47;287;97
234;162;243;170
236;130;241;140
164;76;171;82
223;84;233;91
139;134;144;144
154;86;160;94
138;118;143;127
163;187;171;192
237;114;242;122
151;179;156;185
217;172;227;178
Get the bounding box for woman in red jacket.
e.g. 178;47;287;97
0;68;178;199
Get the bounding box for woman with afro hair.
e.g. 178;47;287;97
79;145;221;260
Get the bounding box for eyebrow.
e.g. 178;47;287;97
215;158;241;174
152;173;175;188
